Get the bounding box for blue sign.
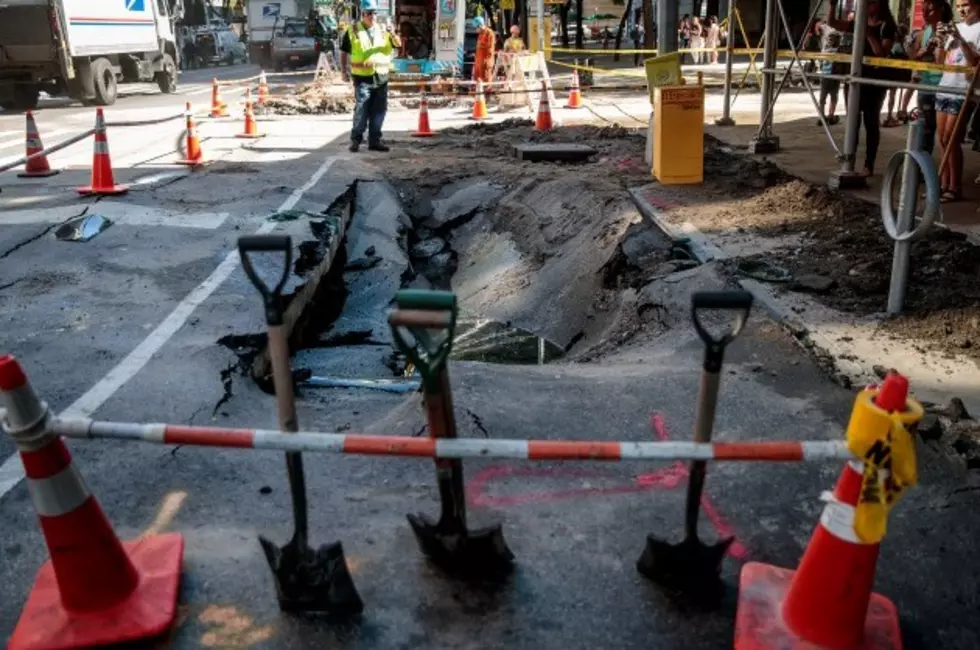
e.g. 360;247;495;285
126;0;145;10
262;3;282;18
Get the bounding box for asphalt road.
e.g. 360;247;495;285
1;73;979;650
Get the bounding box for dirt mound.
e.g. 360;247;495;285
265;86;355;115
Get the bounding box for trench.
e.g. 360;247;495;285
220;150;696;402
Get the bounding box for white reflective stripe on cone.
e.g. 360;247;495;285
94;139;109;154
26;463;90;517
817;491;872;545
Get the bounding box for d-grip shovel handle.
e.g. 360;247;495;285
238;235;293;326
388;289;458;392
691;291;753;374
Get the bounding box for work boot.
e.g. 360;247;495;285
368;142;390;152
349;141;360;153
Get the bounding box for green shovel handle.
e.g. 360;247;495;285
388;289;458;391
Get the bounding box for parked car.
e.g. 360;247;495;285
271;20;317;72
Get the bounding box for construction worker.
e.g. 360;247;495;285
503;24;526;53
339;0;401;152
472;16;496;84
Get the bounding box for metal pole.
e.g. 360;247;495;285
716;0;738;126
748;0;779;153
887;119;924;316
830;0;870;189
536;0;545;54
657;0;678;54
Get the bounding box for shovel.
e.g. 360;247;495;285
388;289;514;580
239;235;363;615
637;290;753;602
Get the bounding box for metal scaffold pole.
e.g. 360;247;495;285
716;0;738;126
749;0;780;153
657;0;678;55
830;0;870;189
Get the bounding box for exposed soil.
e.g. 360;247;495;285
381;121;677;356
652;138;980;361
265;83;355;115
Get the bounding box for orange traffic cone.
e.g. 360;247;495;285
18;111;59;178
470;80;489;121
733;373;911;650
210;78;228;118
177;102;204;166
565;70;583;109
1;355;185;650
412;93;436;137
77;108;128;196
236;89;264;139
535;80;554;131
257;71;270;106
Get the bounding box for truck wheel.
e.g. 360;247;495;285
274;60;284;73
155;54;177;94
91;58;117;106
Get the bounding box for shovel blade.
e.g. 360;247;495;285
407;512;515;580
636;534;733;604
259;534;364;616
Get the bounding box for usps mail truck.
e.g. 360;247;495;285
0;0;184;110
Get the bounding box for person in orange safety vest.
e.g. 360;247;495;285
472;16;496;84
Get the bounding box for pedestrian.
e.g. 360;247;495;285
706;16;721;64
473;16;496;84
826;1;899;178
504;24;525;54
632;23;644;66
936;0;980;202
339;0;401;153
882;23;912;127
912;0;953;156
813;19;842;126
690;17;705;65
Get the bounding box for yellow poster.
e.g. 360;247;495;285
501;0;515;8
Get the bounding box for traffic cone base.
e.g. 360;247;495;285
77;182;128;196
8;533;184;650
18;167;59;178
733;562;902;650
236;131;266;140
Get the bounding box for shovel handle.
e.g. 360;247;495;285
238;235;292;326
388;289;457;392
691;291;753;374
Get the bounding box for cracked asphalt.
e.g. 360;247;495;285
1;75;980;650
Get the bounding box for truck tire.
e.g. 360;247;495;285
155;54;177;94
91;58;117;106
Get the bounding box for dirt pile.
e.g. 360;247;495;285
266;83;355;115
655;138;980;360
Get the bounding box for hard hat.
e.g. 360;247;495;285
472;16;485;27
361;0;379;12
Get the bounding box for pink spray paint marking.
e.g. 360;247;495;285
466;412;749;561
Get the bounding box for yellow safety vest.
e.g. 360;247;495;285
348;23;394;77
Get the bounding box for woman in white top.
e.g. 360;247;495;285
690;17;705;65
706;16;721;64
937;0;980;203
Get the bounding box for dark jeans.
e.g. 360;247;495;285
819;77;840;113
858;85;888;171
351;78;388;146
917;92;937;155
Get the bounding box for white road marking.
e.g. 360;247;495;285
0;128;75;156
0;156;338;501
0;201;229;229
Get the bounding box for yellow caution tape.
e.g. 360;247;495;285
777;49;972;74
548;58;648;78
550;45;968;74
844;387;923;543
